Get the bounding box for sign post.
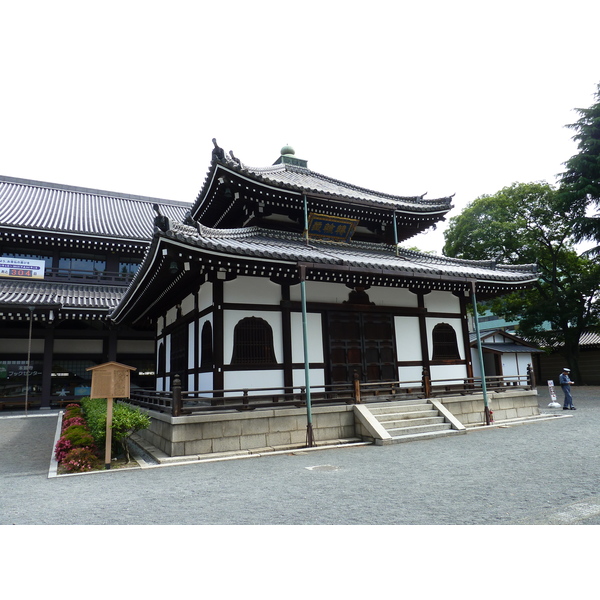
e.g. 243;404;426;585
86;362;136;469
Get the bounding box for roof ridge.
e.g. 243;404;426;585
0;174;191;207
242;162;452;204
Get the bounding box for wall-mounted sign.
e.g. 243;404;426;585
307;213;358;242
0;257;46;280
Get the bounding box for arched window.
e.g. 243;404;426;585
157;341;166;377
231;317;277;365
200;321;213;369
432;323;460;359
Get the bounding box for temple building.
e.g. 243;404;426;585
0;175;189;408
110;142;538;399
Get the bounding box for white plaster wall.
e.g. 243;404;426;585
430;363;469;385
423;290;461;313
165;306;178;327
398;366;424;387
198;281;213;313
188;322;195;369
223;369;285;394
223;309;283;365
291;312;324;363
181;293;195;316
165;335;171;373
425;317;465;359
292;368;326;390
156;340;165;392
470;349;490;378
394;316;421;361
224;276;281;305
289;281;347;304
503;352;532;380
517;353;532;377
198;372;213;393
289;281;419;308
367;286;418;307
156;316;164;334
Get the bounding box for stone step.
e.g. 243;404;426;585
380;415;445;430
387;422;452;437
375;409;439;421
389;428;464;444
368;403;431;416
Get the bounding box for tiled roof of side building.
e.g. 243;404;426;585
0;280;125;310
0;175;191;241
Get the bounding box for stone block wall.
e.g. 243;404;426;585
137;404;357;457
439;389;539;425
133;389;540;458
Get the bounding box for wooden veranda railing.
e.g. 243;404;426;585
126;366;536;417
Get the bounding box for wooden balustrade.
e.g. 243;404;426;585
127;372;535;416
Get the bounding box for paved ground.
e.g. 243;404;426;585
1;386;600;526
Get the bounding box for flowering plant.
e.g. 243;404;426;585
54;436;74;462
62;447;98;473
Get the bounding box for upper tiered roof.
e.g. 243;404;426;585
189;142;454;244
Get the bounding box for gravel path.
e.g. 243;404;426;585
1;386;600;525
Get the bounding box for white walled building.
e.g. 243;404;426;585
111;143;539;398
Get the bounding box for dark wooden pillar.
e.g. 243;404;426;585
213;278;224;392
281;284;293;390
41;325;54;409
457;291;474;380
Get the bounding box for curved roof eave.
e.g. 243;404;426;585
190;158;454;221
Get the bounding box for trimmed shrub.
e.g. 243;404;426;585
62;447;98;473
61;424;95;449
54;437;74;462
81;397;150;462
61;416;86;431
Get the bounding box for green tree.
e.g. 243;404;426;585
443;182;600;383
558;82;600;254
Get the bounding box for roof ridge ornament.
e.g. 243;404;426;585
212;138;225;161
153;203;170;232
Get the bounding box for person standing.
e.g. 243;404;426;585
559;368;576;410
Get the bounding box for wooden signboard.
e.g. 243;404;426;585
86;362;136;469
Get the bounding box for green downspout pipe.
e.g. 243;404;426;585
471;282;491;425
301;194;315;446
393;211;399;256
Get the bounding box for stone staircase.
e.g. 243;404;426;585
354;398;467;445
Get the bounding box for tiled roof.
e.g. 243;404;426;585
237;162;453;211
527;331;600;349
478;343;544;354
192;154;453;217
0;279;124;311
0;175;191;242
170;222;538;284
112;222;539;324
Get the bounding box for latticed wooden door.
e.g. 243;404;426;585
327;312;396;384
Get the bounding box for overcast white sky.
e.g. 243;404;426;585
1;0;599;253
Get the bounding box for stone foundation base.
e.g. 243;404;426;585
438;389;540;426
133;389;540;457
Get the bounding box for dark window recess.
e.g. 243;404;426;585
231;317;277;365
157;342;166;378
432;323;460;359
201;321;214;369
170;323;188;375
